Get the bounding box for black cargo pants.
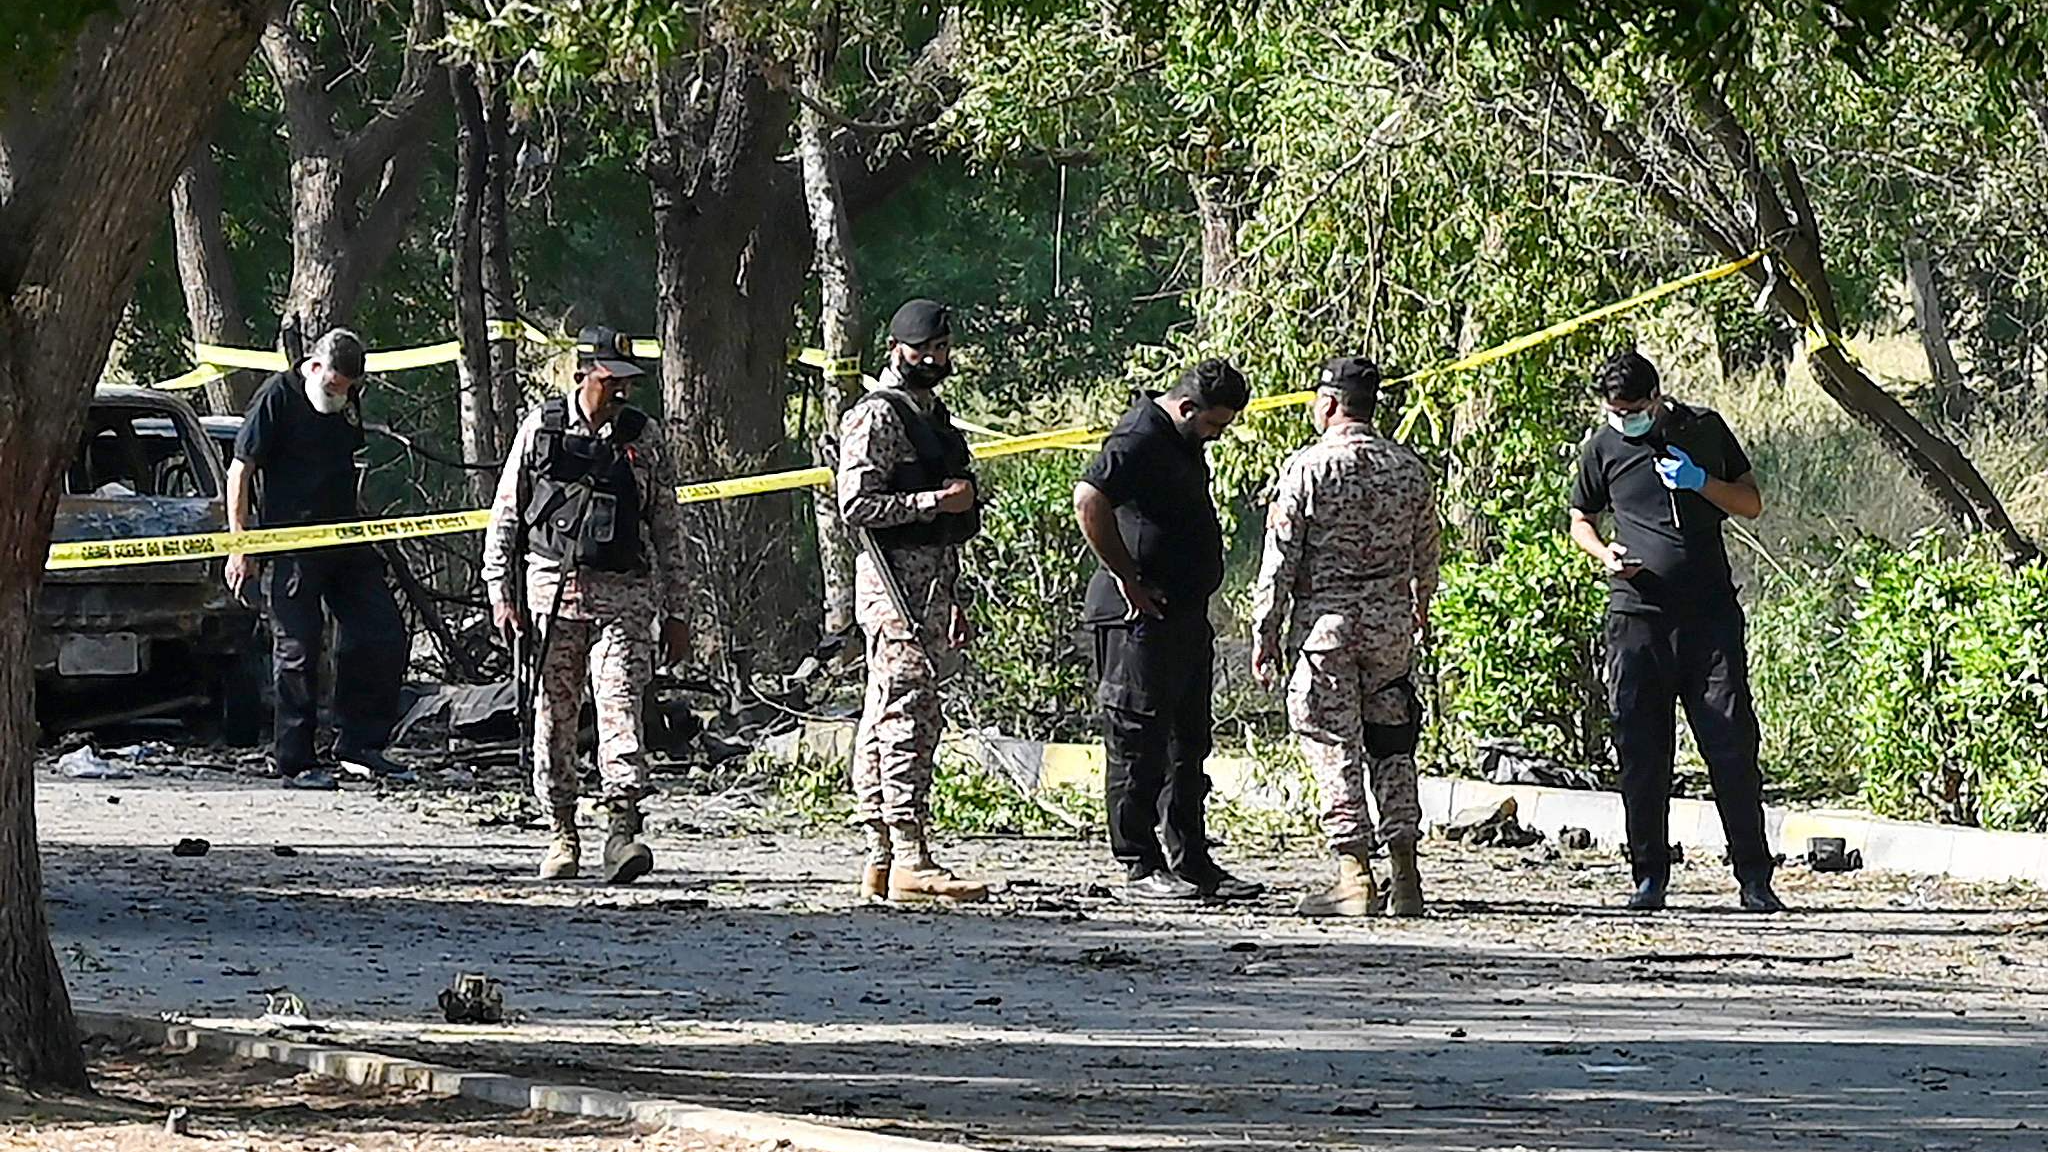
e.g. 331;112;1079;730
1606;599;1774;885
266;546;406;773
1093;612;1216;879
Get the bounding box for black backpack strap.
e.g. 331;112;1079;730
613;405;649;444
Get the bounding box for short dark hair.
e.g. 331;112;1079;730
1594;350;1659;402
310;328;366;379
1168;358;1250;411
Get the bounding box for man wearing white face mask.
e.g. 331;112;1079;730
227;328;410;791
1567;349;1781;914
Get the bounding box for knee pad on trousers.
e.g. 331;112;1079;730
1363;678;1422;757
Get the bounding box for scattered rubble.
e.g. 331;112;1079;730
1477;738;1602;791
1441;797;1546;848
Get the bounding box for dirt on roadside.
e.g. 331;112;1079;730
0;1041;810;1152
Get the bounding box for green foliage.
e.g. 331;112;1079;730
958;450;1097;740
1430;533;1608;766
1428;0;2047;87
1851;536;2048;831
0;0;111;99
1743;544;1862;802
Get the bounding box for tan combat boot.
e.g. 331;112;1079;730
885;822;989;904
602;803;655;884
1387;840;1425;918
858;821;892;901
1296;850;1378;917
538;806;580;880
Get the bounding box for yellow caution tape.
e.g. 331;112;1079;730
46;510;494;571
63;252;1764;568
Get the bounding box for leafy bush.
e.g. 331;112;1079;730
958;451;1097;740
1744;547;1862;803
1429;532;1608;768
1851;537;2048;831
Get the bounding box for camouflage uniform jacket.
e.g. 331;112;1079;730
834;366;967;640
1251;423;1440;652
481;395;690;624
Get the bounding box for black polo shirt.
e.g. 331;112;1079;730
1079;396;1224;624
1569;401;1752;617
234;369;365;528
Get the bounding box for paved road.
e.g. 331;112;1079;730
38;772;2048;1150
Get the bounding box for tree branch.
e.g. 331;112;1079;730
341;0;446;193
259;16;336;153
787;85;940;134
1549;67;1747;265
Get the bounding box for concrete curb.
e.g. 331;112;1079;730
77;1010;971;1152
771;718;2048;886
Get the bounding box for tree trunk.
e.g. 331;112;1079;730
0;0;269;1090
260;0;445;337
450;62;496;506
482;83;521;455
642;19;958;665
799;13;863;640
1903;236;1975;427
168;134;258;415
1190;171;1246;295
650;41;811;665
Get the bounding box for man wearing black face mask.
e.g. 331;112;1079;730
1074;359;1265;905
1568;349;1783;914
834;298;990;903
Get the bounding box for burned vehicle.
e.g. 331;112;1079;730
35;387;267;742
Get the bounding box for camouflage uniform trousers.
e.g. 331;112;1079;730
1285;615;1422;854
531;610;656;814
851;545;958;859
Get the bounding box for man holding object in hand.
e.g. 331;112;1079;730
1567;349;1783;914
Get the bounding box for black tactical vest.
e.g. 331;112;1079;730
863;389;982;550
522;396;650;573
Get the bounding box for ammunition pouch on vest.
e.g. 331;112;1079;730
522;396;650;574
862;389;982;550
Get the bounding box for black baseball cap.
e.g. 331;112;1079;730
576;326;645;378
889;299;951;346
1319;355;1381;405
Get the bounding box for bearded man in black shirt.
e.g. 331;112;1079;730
1074;360;1265;905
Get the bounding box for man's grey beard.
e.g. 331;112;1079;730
305;377;348;415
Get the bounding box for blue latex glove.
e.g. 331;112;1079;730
1656;446;1707;492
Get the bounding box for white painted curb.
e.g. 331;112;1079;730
77;1010;973;1151
773;719;2048;886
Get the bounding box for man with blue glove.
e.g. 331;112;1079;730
1567;350;1783;914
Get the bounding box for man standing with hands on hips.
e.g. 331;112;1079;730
1075;360;1264;905
1567;349;1784;913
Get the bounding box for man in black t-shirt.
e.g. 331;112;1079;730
1074;359;1264;904
226;328;409;790
1568;350;1782;913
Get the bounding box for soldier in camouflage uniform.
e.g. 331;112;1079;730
835;299;989;903
1251;357;1441;917
484;326;691;884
